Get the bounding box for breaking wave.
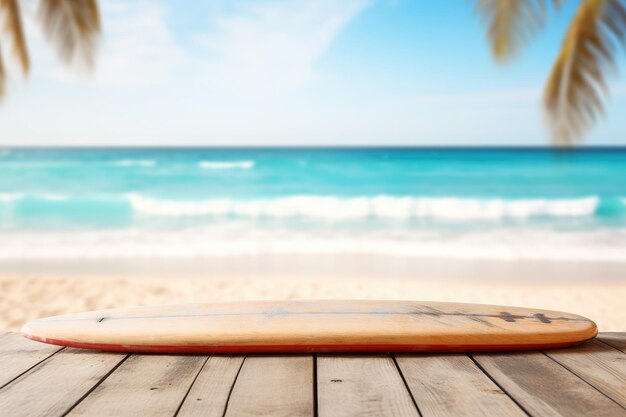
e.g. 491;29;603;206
127;194;608;220
0;193;24;202
198;160;255;170
110;159;156;167
3;193;624;224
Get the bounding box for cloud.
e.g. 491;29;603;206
94;1;183;86
21;0;368;92
384;88;541;106
0;0;373;144
193;0;370;95
19;0;183;86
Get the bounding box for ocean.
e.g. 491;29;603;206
1;147;625;262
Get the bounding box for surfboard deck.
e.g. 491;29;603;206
21;300;597;353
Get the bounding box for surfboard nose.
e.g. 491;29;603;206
21;320;49;345
21;318;61;345
21;312;101;347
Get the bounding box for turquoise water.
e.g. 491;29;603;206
1;147;625;261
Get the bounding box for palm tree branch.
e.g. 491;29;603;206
474;0;562;62
0;0;30;73
38;0;101;68
543;0;626;143
0;43;6;100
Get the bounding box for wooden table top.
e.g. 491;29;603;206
0;331;624;417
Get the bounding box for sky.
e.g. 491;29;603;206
0;0;624;146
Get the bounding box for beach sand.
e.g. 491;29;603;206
1;255;625;332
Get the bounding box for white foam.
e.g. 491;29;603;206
128;194;233;216
39;193;69;201
0;193;71;203
0;193;24;202
1;226;625;262
128;194;600;220
407;196;599;220
198;160;255;170
111;160;156;167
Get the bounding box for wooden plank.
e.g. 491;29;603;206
317;355;419;417
224;356;313;417
396;354;526;417
66;354;206;417
177;356;245;417
0;349;126;417
0;332;62;389
598;333;626;354
545;340;626;408
473;351;625;417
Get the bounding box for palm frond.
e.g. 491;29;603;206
475;0;561;62
544;0;626;144
0;44;6;100
0;0;30;74
38;0;101;69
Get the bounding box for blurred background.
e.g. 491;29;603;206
0;0;625;331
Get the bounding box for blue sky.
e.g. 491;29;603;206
0;0;624;146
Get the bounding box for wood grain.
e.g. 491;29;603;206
599;333;626;354
1;332;624;417
21;300;597;353
0;332;61;389
224;356;314;417
177;356;245;417
317;355;419;417
67;354;207;417
395;353;526;417
0;348;126;417
546;340;626;408
473;351;625;417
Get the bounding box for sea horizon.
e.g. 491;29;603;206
3;145;626;149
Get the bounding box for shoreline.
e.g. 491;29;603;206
1;254;625;281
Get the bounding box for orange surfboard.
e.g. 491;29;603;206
21;300;597;353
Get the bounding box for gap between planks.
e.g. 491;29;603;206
543;341;626;409
0;332;64;389
396;352;529;417
471;348;626;417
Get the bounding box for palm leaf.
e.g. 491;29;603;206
0;0;30;101
544;0;626;144
0;0;29;73
475;0;561;62
38;0;101;68
0;45;6;100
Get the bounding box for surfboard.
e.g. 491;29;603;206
21;300;597;353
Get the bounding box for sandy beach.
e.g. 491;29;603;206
2;256;625;332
